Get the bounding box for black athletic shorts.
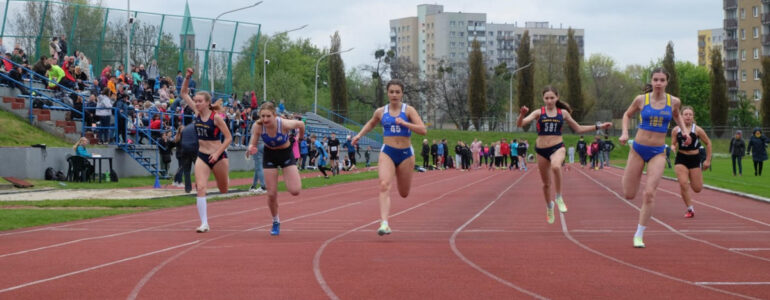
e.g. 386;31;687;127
675;152;701;169
263;146;296;169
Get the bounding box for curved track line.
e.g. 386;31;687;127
601;168;770;227
558;213;759;300
0;240;200;294
576;168;770;263
313;172;500;300
448;172;548;299
131;171;456;300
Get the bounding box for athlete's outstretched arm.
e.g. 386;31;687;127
353;108;382;146
516;106;540;128
180;68;198;115
563;110;611;134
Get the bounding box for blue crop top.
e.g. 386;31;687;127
638;93;673;133
261;117;290;148
536;107;564;136
195;112;221;141
381;103;411;137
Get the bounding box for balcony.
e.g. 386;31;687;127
763;13;770;24
727;80;738;90
467;25;485;32
763;34;770;46
498;35;515;41
725;59;738;70
390;31;396;37
724;0;737;9
468;36;486;42
724;38;738;49
724;18;737;29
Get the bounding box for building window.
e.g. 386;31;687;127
459;21;465;26
755;48;760;59
742;49;747;60
754;6;759;17
489;31;494;36
450;52;456;58
742;70;747;81
459;32;464;37
755;89;762;100
450;21;455;27
450;31;455;37
741;8;746;19
754;27;759;38
741;29;746;40
755;69;761;80
459;42;466;47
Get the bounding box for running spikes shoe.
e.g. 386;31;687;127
377;223;392;236
546;204;555;224
270;222;280;236
684;210;695;218
555;195;568;213
633;236;645;248
196;224;210;233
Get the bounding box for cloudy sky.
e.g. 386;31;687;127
99;0;722;70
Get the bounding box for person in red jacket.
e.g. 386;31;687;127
500;138;510;169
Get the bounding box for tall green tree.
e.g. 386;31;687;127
729;94;760;127
533;35;565;100
468;40;486;130
328;31;348;122
761;57;770;127
564;28;585;121
516;30;535;131
676;61;711;126
709;47;729;135
663;41;680;96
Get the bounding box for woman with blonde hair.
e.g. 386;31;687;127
73;137;92;158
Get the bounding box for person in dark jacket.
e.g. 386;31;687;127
747;128;769;176
442;139;449;169
729;130;746;176
421;139;430;168
158;131;174;177
576;136;587;168
173;124;198;193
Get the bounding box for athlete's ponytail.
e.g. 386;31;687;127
541;85;573;114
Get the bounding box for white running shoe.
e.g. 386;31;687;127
196;224;210;233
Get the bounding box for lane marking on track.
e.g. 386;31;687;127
0;240;200;294
601;168;770;227
695;282;770;285
729;248;770;251
449;171;549;300
577;168;770;263
559;213;760;300
132;171;460;300
314;172;502;300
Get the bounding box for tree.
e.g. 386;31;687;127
729;94;760;127
676;61;711;126
533;35;565;100
516;30;535;131
663;41;680;96
709;47;729;135
584;54;633;120
435;64;471;130
328;31;348;122
564;28;585;122
761;57;770;128
468;40;486;130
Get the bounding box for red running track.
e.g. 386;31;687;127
1;166;769;299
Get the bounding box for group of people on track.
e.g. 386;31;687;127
180;66;758;249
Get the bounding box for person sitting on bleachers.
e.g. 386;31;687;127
73;137;92;158
32;56;49;76
45;63;66;89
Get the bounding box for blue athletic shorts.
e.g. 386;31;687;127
381;144;414;166
631;141;666;162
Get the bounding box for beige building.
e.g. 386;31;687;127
390;4;584;76
724;0;764;109
697;28;725;69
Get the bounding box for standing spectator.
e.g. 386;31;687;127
344;135;357;170
730;130;746;176
95;88;113;144
113;91;130;144
500;138;510;168
510;139;519;170
576;136;587;168
158;131;174;176
602;136;615;167
747;128;769;176
175;70;183;93
58;34;67;63
327;132;341;175
442;139;449;169
493;141;502;169
49;37;60;63
461;141;471;170
138;64;148;82
131;66;142;98
147;59;159;89
517;139;528;171
430;139;438;168
173;124;198;193
421;139;430;168
436;139;444;169
364;145;372;167
471;138;481;169
589;137;600;170
249;135;267;194
454;141;463;169
188;76;196;94
299;135;309;170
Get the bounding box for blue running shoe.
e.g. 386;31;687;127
270;222;280;236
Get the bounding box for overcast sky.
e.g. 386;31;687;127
100;0;722;70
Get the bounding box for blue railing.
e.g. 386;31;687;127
315;105;383;144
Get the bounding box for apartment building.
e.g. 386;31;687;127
698;28;725;69
724;0;765;106
390;4;584;76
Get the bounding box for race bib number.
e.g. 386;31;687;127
330;146;338;151
389;125;401;133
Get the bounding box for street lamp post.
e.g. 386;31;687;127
509;62;532;131
263;24;308;103
207;1;262;95
315;47;353;114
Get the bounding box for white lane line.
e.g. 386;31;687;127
133;171;460;300
696;282;770;285
314;172;501;300
602;168;770;227
729;248;770;251
449;171;548;299
577;168;770;263
559;213;759;300
0;240;200;294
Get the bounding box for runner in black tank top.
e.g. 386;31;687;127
671;106;712;218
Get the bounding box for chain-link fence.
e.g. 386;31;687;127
0;0;260;95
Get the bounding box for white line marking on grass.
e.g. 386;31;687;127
314;172;499;300
559;213;760;300
0;240;200;294
449;171;549;300
577;168;770;263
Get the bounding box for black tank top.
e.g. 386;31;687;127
676;124;700;151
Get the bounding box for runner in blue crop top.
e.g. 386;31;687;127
248;101;305;236
619;68;691;249
517;85;612;225
180;68;232;233
352;79;427;236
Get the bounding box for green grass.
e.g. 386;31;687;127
30;170;263;190
0;109;71;147
0;169;379;231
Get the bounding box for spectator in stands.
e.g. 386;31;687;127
138;64;147;82
115;64;123;79
74;66;88;90
131;66;142;98
114;89;131;144
147;59;159;89
150;113;162;141
158;130;174;176
0;38;6;56
49;37;60;62
175;70;183;93
158;83;170;104
8;65;29;95
100;65;112;87
58;35;67;64
188;76;196;94
10;48;23;65
32;55;48;76
18;48;28;65
73;137;92;158
96;88;113;144
71;94;83;120
107;75;117;95
85;94;97;129
45;63;66;89
2;52;12;71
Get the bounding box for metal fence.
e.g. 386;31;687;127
0;0;261;95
